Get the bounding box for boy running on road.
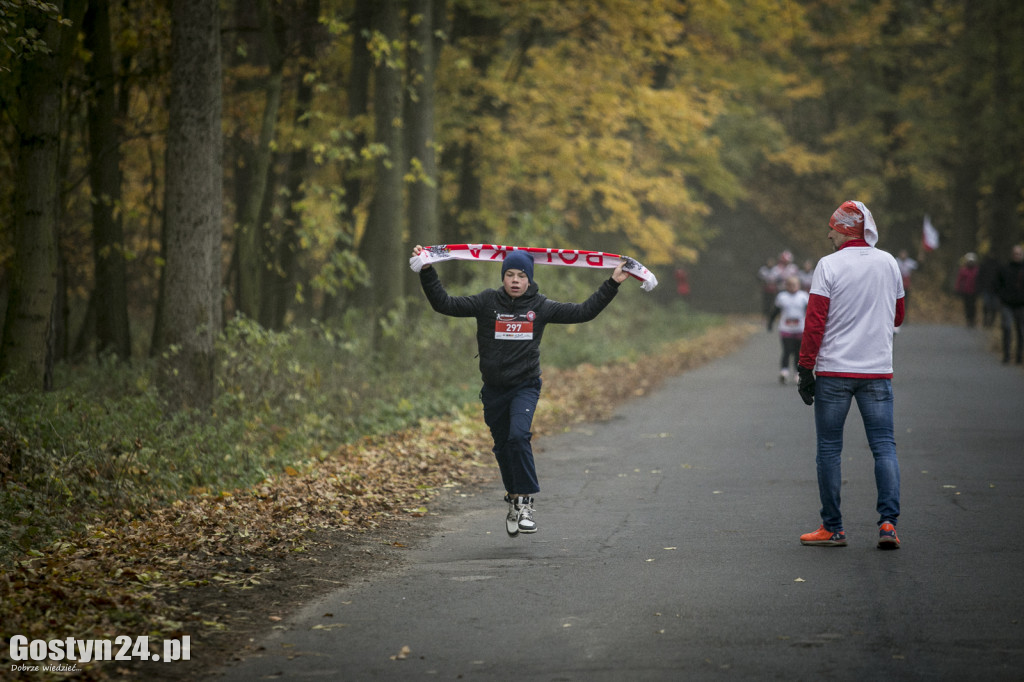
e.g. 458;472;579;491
412;245;628;537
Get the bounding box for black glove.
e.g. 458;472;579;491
797;366;815;406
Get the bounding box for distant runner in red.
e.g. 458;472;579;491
411;245;628;538
796;201;906;550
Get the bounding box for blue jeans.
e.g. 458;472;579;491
481;378;542;495
813;376;900;531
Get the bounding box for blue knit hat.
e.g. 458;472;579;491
501;251;534;282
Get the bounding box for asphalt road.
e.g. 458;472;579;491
217;323;1024;681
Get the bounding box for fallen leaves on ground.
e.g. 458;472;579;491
0;318;757;680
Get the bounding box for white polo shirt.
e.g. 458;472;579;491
809;245;904;376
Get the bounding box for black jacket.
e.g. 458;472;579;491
419;267;620;387
996;261;1024;307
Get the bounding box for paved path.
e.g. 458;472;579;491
217;324;1024;681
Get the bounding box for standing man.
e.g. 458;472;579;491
995;244;1024;365
796;201;905;550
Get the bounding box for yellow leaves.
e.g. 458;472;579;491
782;77;825;102
765;143;833;176
456;4;762;264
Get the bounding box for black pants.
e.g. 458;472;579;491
480;378;542;495
1001;305;1024;363
780;335;802;371
960;294;978;327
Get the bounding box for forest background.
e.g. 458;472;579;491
0;0;1022;673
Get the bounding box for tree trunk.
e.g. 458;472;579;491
0;5;69;390
236;0;284;323
157;0;223;411
986;19;1020;259
358;0;404;349
84;0;131;360
406;0;441;256
321;0;373;320
265;0;321;331
439;5;499;247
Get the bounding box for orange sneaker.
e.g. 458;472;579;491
800;525;847;546
877;522;900;549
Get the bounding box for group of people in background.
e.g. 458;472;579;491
762;240;1024;382
958;244;1024;364
759;250;815;384
758;251;813;321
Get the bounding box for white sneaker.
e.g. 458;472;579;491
505;496;519;537
516;496;537;534
779;368;789;384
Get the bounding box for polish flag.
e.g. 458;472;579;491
922;215;940;252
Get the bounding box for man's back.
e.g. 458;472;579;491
811;245;904;376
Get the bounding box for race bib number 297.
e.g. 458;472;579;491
495;319;533;340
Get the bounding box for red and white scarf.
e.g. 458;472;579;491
409;244;659;292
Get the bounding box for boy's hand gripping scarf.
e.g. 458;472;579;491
409;244;659;292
